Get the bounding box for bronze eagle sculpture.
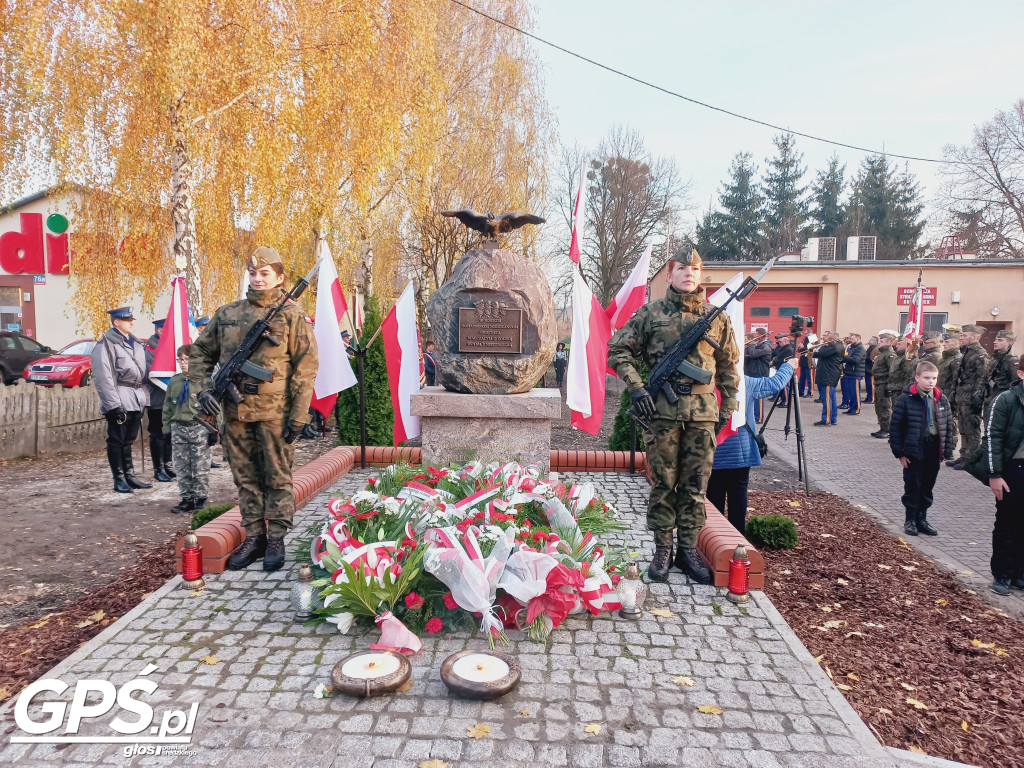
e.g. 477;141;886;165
440;209;546;239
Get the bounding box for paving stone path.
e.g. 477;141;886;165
760;394;1024;616
1;470;958;768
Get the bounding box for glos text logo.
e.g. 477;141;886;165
10;663;198;746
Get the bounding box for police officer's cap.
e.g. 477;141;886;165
248;246;283;271
670;247;703;267
922;330;941;341
963;324;986;334
107;306;134;320
152;318;166;329
996;329;1016;341
195;315;211;327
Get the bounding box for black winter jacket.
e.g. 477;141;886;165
984;380;1024;479
771;340;795;369
745;341;773;377
889;383;954;461
864;344;877;375
842;343;866;378
813;340;845;387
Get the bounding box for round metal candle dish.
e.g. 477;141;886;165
331;651;412;697
440;650;521;700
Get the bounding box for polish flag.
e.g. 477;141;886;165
148;274;193;389
903;269;924;338
606;241;651;330
310;241;357;418
382;282;421;445
567;268;612;435
354;286;364;331
709;273;746;445
568;161;586;264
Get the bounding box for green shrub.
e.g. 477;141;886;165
190;503;235;530
335;295;396;447
745;514;798;549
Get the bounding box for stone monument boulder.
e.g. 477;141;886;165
427;244;556;394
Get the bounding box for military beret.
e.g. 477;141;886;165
152;318;165;329
670;247;703;267
996;329;1016;341
195;315;211;327
922;330;941;340
248;245;283;270
107;306;134;320
943;331;961;339
962;324;986;334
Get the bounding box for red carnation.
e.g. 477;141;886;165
425;617;443;634
404;592;425;610
443;592;458;610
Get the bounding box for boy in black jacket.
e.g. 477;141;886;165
889;361;954;536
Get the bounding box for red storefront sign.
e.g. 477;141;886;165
896;286;936;306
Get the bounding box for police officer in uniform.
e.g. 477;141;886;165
608;247;740;583
871;331;898;438
984;330;1018;418
91;307;153;493
949;324;990;468
144;318;174;483
191;247;318;571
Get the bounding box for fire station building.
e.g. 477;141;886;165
650;257;1024;353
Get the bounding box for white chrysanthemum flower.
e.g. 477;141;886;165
351;490;379;506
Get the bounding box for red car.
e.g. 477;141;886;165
24;339;97;387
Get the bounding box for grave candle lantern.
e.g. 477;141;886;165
616;562;645;619
440;650;521;699
292;562;320;621
331;651;412;697
180;532;206;590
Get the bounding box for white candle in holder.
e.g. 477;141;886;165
340;652;401;680
452;653;511;683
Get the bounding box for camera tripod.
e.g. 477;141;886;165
756;367;812;498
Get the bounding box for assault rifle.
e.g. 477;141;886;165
195;260;321;434
631;257;776;423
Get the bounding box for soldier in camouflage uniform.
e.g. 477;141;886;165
607;247;740;583
948;324;990;468
938;331;962;451
984;330;1018;419
918;331;942;367
871;331;898;438
888;337;916;399
162;344;211;514
191;246;318;571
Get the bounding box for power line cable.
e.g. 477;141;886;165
450;0;955;165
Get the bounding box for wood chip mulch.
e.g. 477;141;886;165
0;535;181;706
755;489;1024;768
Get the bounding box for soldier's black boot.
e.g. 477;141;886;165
226;534;267;570
916;511;938;536
263;536;286;572
151;437;172;482
108;445;132;493
647;545;672;582
677;547;712;585
170;498;193;514
121;446;153;489
162;439;176;478
904;509;918;536
193;497;207;512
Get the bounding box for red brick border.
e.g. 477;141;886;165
698;505;765;589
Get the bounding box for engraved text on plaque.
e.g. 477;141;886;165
458;302;523;354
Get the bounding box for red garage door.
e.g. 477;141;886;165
742;288;820;337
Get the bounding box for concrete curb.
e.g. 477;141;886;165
886;746;982;768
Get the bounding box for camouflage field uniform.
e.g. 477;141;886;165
888;348;916;397
938;346;961;448
872;343;896;432
163;372;211;503
190;287;318;537
607;286;740;549
984;347;1020;419
956;341;990;457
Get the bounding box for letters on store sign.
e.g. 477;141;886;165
0;213;70;275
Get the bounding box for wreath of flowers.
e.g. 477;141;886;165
297;461;628;648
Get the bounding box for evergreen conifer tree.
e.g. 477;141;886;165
761;133;808;255
809;155;846;237
335;295;396;447
846;155;925;259
716;152;764;260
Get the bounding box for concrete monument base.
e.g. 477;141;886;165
410;386;562;470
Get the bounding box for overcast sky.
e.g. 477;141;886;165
529;0;1024;241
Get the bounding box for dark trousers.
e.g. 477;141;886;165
818;385;837;424
799;368;813;395
865;373;874;402
901;435;940;515
146;407;163;437
554;361;566;387
106;410;142;450
707;467;751;534
841;376;863;413
992;460;1024;580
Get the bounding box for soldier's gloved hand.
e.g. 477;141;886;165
629;387;656;420
970;393;984;411
206;431;218;447
106;407;126;424
198;391;222;417
283;421;302;444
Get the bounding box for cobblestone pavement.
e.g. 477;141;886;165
761;393;1024;616
1;471;948;768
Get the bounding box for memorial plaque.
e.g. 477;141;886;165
458;302;523;354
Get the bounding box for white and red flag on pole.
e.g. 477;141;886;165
310;241;357;418
148;274;193;389
567;268;612;435
354;287;364;331
381;282;422;445
903;269;925;338
708;273;746;446
606;241;651;330
568;161;586;264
